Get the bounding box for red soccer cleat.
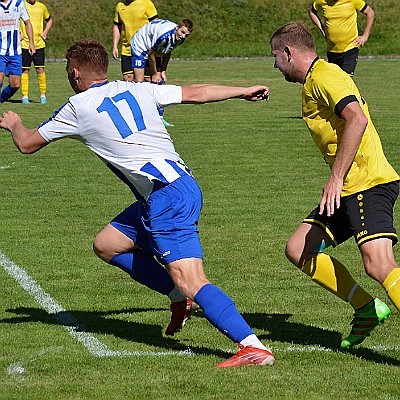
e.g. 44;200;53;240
216;345;275;368
165;298;198;336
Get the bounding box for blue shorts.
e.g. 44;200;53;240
132;53;162;71
111;174;203;264
132;53;147;69
0;55;22;76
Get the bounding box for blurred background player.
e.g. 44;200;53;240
130;18;193;84
20;0;53;104
309;0;374;76
130;18;193;126
0;0;35;104
112;0;158;82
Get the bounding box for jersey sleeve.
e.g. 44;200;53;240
20;2;30;21
312;0;322;12
43;4;50;20
38;102;80;142
353;0;367;12
113;4;121;24
145;84;182;108
145;1;158;19
312;69;358;117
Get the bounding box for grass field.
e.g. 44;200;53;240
0;58;399;399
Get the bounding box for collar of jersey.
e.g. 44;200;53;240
304;57;319;84
89;81;109;89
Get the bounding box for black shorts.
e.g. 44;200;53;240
121;54;133;76
22;47;45;69
327;47;359;75
304;181;399;248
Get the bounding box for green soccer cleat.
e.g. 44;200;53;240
341;298;391;349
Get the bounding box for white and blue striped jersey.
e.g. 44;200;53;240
0;0;29;56
130;19;182;58
38;81;191;202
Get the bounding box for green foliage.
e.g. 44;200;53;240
43;0;400;58
0;59;399;399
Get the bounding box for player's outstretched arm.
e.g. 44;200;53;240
181;84;269;104
0;111;47;154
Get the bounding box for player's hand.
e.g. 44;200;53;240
112;48;119;61
19;33;25;41
29;45;36;56
354;35;368;47
40;32;47;40
151;72;163;84
0;111;22;132
242;86;269;101
319;175;343;217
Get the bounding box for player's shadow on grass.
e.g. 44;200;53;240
241;312;400;366
1;306;227;358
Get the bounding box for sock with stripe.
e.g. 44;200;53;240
382;268;400;311
301;253;374;309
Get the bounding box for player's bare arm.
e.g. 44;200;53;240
355;5;375;47
40;16;53;40
24;19;36;55
148;49;162;83
319;101;368;217
112;23;121;60
0;111;47;154
181;84;269;104
308;5;326;38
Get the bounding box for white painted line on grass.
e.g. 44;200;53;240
0;251;193;358
1;250;399;360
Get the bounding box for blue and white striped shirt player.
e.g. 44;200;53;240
0;0;29;56
38;80;192;203
130;19;183;59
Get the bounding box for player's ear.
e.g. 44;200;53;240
284;46;291;62
72;68;80;81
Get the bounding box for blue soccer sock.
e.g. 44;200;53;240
110;251;175;296
0;85;19;103
194;283;254;343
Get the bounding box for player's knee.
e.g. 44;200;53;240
285;239;301;266
93;235;112;262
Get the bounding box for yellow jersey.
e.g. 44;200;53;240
114;0;157;57
302;59;399;196
20;0;50;50
312;0;367;53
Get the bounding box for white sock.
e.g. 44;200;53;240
240;334;268;350
168;287;186;302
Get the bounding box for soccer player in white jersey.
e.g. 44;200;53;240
0;0;35;103
130;18;193;84
0;39;275;368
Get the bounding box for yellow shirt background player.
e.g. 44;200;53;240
309;0;374;75
112;0;158;81
303;58;399;196
20;0;53;104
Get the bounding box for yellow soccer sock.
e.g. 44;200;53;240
21;73;29;97
382;268;400;312
37;72;46;95
301;253;373;309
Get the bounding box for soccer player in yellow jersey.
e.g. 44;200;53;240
20;0;52;104
271;22;400;349
112;0;158;82
309;0;374;75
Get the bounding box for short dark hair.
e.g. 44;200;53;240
65;39;109;76
270;22;316;52
178;19;194;32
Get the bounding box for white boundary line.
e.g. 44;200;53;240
1;250;399;357
0;251;193;357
